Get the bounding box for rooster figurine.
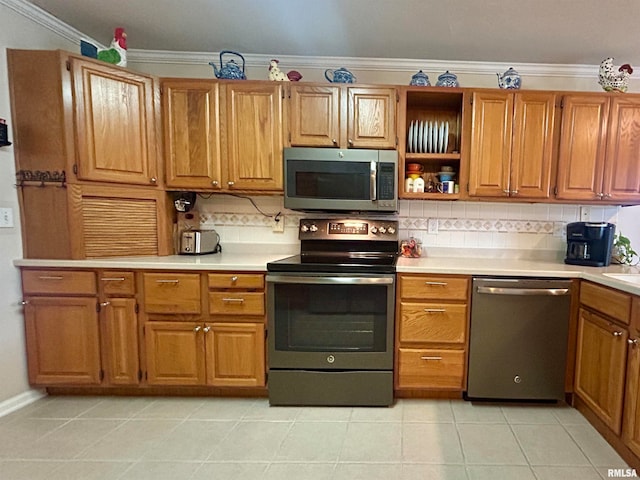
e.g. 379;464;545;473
268;59;289;81
80;28;127;67
598;58;633;92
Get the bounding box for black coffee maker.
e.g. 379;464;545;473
565;222;615;267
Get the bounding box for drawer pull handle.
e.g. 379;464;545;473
421;356;443;361
101;277;125;282
424;308;446;313
222;298;245;303
156;279;180;284
613;331;624;337
38;276;63;280
425;281;447;286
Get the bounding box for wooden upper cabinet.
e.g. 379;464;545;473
347;87;397;149
469;91;556;198
469;91;513;197
603;96;640;202
162;80;222;189
289;85;341;147
222;82;284;191
71;57;159;186
556;95;609;201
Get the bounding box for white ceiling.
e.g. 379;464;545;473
21;0;640;67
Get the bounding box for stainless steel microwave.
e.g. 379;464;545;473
283;147;398;212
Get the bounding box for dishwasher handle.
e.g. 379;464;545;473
476;286;570;296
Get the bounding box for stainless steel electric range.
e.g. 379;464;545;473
266;218;399;406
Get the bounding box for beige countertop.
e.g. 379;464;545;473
14;252;640;295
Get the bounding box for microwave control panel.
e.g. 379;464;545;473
378;163;396;200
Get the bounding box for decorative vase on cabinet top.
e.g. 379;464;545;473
497;67;521;89
325;67;356;83
210;50;247;80
410;70;431;86
435;71;459;87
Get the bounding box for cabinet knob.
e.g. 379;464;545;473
604;193;612;198
194;326;202;332
628;338;638;346
332;138;337;145
228;181;234;187
596;192;604;198
20;300;28;306
212;180;219;186
100;301;110;307
613;331;624;337
203;326;211;333
150;177;157;184
231;276;238;283
511;189;519;195
348;139;354;146
503;189;510;195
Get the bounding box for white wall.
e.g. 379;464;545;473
0;3;77;403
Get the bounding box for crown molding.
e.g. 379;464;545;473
3;0;597;78
129;50;597;78
0;0;104;48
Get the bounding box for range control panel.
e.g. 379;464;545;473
299;219;398;241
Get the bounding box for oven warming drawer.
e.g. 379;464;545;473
268;370;393;406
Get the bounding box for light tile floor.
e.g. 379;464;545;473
0;396;631;479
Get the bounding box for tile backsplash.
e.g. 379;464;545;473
189;195;619;259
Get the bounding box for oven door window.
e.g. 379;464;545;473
272;283;388;352
288;160;372;200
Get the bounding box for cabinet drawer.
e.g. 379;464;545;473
580;281;631;324
143;273;201;314
22;270;96;295
400;275;469;301
399;302;467;344
208;273;264;290
397;348;465;389
209;292;265;317
99;271;135;296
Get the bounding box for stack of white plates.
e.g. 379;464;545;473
407;120;449;154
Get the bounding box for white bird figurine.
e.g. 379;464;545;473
80;27;127;67
598;57;633;93
268;59;289;81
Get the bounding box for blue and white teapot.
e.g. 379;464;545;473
497;67;521;89
325;67;356;83
210;50;247;80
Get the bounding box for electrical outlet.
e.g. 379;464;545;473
580;206;591;221
427;218;438;234
272;215;285;233
0;207;13;228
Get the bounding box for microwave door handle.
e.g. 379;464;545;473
370;161;377;201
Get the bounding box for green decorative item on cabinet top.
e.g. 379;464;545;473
612;233;639;266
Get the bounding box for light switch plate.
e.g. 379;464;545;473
0;207;13;228
272;215;285;233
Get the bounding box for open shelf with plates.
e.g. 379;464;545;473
399;87;466;199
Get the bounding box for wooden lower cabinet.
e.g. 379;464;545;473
395;274;470;392
205;322;265;387
144;321;265;387
101;298;139;385
574;308;628;434
24;296;102;385
623;338;640;457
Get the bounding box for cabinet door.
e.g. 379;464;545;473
468;91;513;197
223;82;283;191
347;87;396;149
290;85;340;147
574;308;628;434
205;322;265;387
556;95;609;201
510;92;557;199
101;298;139;385
24;296;101;385
71;57;159;186
162;80;222;189
623;338;640;457
144;322;205;385
603;96;640;202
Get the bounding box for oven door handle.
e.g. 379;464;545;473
266;275;394;285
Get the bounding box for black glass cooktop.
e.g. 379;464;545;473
267;252;397;274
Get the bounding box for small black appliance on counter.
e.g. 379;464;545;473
564;222;615;267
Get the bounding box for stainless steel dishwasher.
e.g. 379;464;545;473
466;277;572;401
